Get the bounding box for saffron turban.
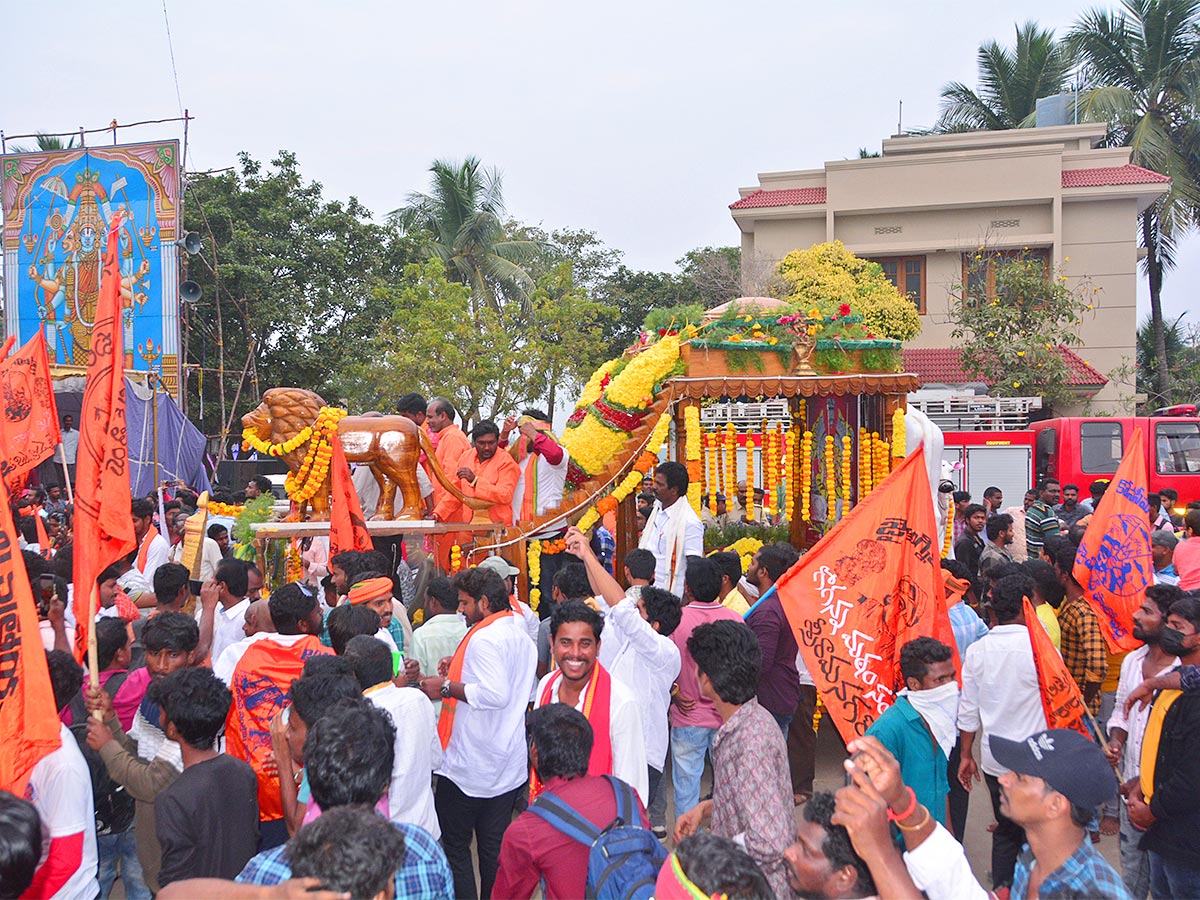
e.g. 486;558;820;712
347;577;393;605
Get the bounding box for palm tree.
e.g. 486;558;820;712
9;132;76;153
391;157;547;312
1069;0;1200;407
936;22;1076;132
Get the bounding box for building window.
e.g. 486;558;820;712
871;255;925;314
961;249;1051;301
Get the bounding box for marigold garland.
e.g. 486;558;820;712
706;432;719;516
744;435;755;522
859;427;872;498
449;544;463;573
824;435;836;526
577;409;671;533
528;539;542;612
208;501;247;518
242;424;313;457
724;423;737;507
892;407;907;458
784;428;797;523
841;435;853;513
685;407;703;516
282;406;347;504
801;430;813;522
575;359;622;410
285;539;303;583
942;503;955;558
874;439;891;488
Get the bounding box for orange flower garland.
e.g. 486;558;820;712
784;427;797;523
284;406;347;504
724;423;737;507
824;435;836;524
859;427;872;498
706;432;719;516
841;435;853;513
744;435;755;522
800;430;813;522
450;544;463;573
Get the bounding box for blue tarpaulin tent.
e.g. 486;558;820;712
52;377;212;496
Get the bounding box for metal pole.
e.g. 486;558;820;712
151;373;161;493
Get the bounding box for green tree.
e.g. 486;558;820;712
182;151;420;441
936;22;1076;131
9;133;77;153
1136;312;1200;405
391;157;546;311
363;258;614;423
1069;0;1200;407
677;246;741;307
948;253;1093;408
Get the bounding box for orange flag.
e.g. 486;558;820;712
777;447;958;744
1073;429;1153;652
0;333;62;491
328;431;373;558
0;477;62;795
71;216;136;662
1024;597;1090;736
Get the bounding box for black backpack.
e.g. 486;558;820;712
67;672;136;836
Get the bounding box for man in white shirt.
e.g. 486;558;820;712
1105;583;1181;898
124;499;170;602
956;572;1049;893
532;599;649;806
33;651;99;900
410;576;468;716
196;559;250;666
566;525;680;833
416;566;536;900
343;634;441;837
639;461;703;597
475;555;539;643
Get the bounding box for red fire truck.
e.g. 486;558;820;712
936;412;1200;511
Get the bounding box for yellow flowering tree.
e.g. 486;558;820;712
949;252;1094;405
776;241;921;341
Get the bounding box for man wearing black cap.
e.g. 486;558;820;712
828;730;1128;900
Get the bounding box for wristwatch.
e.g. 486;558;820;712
440;680;453;699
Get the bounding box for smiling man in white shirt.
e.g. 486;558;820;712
416;566;537;900
956;572;1048;893
565;526;680;829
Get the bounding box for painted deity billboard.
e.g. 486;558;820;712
1;141;181;396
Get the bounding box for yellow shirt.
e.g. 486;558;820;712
721;587;752;617
1102;649;1128;694
1034;602;1062;650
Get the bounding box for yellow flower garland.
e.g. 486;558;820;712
706;432;719;516
602;335;681;409
824;435;836;525
859;427;872;497
744;435;755;522
724;423;737;506
801;431;813;522
242;423;314;457
841;435;853;512
577;410;671;532
528;539;542;612
892;407;906;458
576;358;622;409
208;501;247;518
942;504;954;558
284;407;348;504
784;429;797;523
450;544;463;573
685;406;703;516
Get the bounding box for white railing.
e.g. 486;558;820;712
907;392;1042;431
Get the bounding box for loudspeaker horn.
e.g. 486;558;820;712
176;232;202;255
179;281;202;303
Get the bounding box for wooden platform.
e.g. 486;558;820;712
250;520;505;540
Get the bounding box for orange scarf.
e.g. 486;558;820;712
33;506;50;557
136;525;160;572
529;663;614;801
437;610;515;749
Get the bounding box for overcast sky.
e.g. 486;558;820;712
1;0;1192;325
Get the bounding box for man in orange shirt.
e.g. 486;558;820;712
426;398;474;568
434;421;521;533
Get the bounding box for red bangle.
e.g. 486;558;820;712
887;786;917;822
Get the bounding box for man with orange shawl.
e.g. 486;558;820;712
417;566;536;900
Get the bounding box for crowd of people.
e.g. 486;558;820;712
4;403;1200;900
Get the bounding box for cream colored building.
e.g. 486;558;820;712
730;123;1169;414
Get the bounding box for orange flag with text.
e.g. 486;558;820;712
1073;428;1153;652
777;446;958;744
0;332;62;491
1024;597;1090;736
0;478;62;795
71;217;137;662
328;432;373;559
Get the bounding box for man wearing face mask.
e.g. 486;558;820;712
1126;594;1200;899
865;638;958;831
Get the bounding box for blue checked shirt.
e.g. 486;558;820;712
948;601;989;661
236;819;452;899
1011;837;1131;899
595;525;616;575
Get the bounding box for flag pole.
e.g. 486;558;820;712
58;449;74;503
86;584;101;720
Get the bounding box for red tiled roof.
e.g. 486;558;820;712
902;346;1107;387
1062;165;1169;188
730;187;827;209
